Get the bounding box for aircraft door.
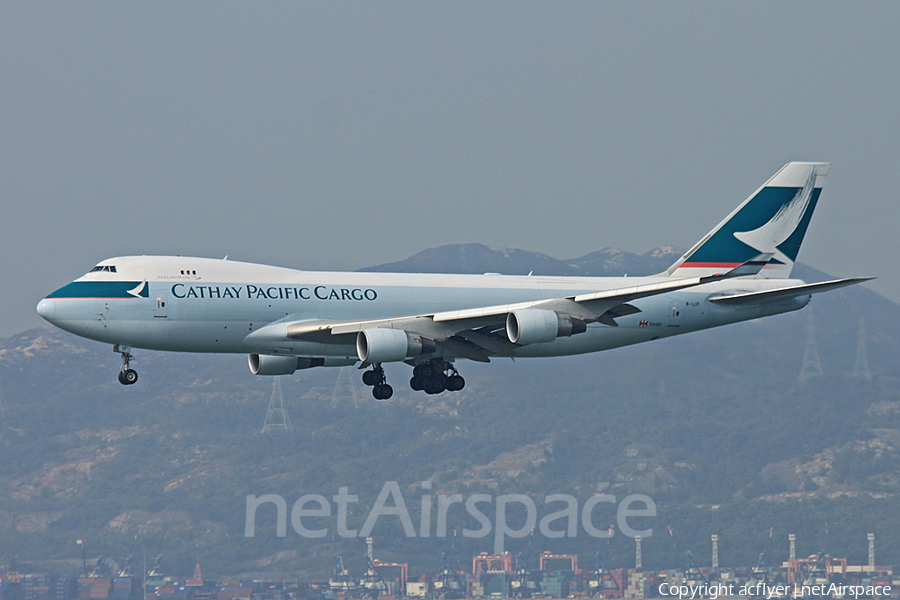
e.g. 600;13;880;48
667;303;683;328
152;290;168;318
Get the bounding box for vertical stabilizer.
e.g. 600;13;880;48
667;162;829;279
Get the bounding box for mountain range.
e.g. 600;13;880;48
358;244;686;277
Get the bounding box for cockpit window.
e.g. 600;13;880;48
90;265;117;273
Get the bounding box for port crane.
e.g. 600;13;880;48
745;528;776;591
145;534;169;582
510;528;539;599
588;526;621;598
667;526;708;586
117;536;139;579
359;554;389;599
433;529;465;600
328;534;359;595
798;526;846;590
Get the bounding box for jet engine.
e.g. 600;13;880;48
248;354;355;375
357;328;435;363
506;309;587;345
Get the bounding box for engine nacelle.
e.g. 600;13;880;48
248;354;357;375
248;354;302;375
357;328;434;363
506;309;587;345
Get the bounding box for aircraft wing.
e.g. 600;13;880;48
320;270;727;336
273;264;764;362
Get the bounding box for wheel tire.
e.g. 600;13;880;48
362;370;379;386
117;371;127;385
122;369;138;385
447;375;465;391
373;384;393;400
425;377;446;395
410;376;424;391
416;363;436;379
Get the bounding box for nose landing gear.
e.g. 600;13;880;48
114;345;138;385
361;364;392;400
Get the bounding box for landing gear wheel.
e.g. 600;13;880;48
425;376;446;395
446;374;465;391
414;363;436;379
411;359;465;395
114;345;138;385
373;383;393;400
362;364;387;388
363;364;392;400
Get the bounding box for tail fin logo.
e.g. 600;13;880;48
733;168;818;265
665;162;828;279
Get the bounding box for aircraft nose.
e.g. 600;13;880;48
36;298;57;322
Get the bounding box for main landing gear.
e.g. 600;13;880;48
114;345;138;385
410;360;465;395
361;360;466;399
361;364;393;400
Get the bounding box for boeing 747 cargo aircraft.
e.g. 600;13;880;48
37;162;869;399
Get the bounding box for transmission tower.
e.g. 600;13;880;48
799;312;823;383
853;317;872;381
262;377;293;433
331;367;360;409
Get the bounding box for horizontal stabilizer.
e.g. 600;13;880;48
709;277;873;305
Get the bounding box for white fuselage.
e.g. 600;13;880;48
36;256;809;361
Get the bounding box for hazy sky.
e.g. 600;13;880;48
3;3;899;338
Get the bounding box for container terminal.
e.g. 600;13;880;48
0;535;895;600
